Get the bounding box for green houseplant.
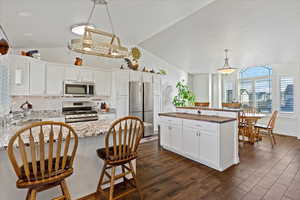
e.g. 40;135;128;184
172;80;196;107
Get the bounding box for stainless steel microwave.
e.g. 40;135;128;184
63;81;95;97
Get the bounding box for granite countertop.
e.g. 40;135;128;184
176;106;241;112
159;112;236;123
0;119;113;150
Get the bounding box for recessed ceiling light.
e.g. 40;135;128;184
71;23;95;36
24;33;33;37
18;11;32;17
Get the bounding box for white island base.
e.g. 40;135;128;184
159;113;238;172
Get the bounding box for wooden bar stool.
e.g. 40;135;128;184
7;121;78;200
96;116;144;200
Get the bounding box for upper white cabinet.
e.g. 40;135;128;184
46;63;65;96
65;67;80;81
142;73;152;83
94;71;112;96
80;69;94;82
9;56;30;96
153;75;161;95
29;59;46;95
64;67;94;82
115;71;130;96
129;71;142;82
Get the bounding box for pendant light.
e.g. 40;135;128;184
217;49;237;74
68;0;129;58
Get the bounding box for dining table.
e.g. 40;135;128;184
240;113;266;144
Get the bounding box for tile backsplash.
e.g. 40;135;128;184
10;96;111;112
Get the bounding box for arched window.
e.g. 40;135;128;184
239;66;272;113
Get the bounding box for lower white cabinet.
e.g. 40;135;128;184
159;117;236;171
182;126;199;160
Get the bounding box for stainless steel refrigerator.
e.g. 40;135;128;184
129;81;154;137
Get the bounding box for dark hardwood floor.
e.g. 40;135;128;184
79;135;300;200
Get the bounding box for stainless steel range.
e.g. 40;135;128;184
62;101;98;123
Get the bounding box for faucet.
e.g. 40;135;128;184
197;110;202;115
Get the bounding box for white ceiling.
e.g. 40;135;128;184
140;0;300;73
0;0;215;48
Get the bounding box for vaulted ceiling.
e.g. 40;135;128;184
1;0;300;73
140;0;300;73
0;0;214;47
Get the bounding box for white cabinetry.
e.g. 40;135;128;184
153;95;161;131
94;71;112;96
129;71;142;82
9;56;30;96
159;116;236;171
46;63;65;96
182;126;199;160
142;73;152;83
29;59;46;95
153;75;161;95
65;67;94;82
116;95;129;118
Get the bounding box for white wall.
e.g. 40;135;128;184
190;73;209;102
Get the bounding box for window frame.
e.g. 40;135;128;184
238;66;272;113
279;76;295;114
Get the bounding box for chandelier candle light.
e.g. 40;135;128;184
217;49;237;74
68;0;129;58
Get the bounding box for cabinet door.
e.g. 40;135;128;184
153;75;161;95
170;124;182;153
160;123;171;148
116;71;129;96
129;71;142;82
153;95;161;131
46;63;65;95
80;69;94;82
9;56;30;95
182;126;199;160
199;130;218;165
142;73;152;83
29;60;46;95
65;67;80;81
116;95;129;118
95;71;112;96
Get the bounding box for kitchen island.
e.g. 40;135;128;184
159;111;238;171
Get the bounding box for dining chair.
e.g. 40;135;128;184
7;121;78;200
96;116;144;200
238;111;248;143
222;103;241;109
254;111;278;147
194;102;210;107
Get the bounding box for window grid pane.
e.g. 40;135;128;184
280;77;294;113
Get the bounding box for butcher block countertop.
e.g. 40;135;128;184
176;106;241;112
159;112;236;124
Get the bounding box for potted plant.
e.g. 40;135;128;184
172;80;196;107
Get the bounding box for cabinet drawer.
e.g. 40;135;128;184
182;119;218;131
159;117;182;126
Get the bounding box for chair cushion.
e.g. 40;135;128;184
97;145;136;163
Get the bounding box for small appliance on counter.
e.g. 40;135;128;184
62;101;98;123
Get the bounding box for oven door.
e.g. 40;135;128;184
64;83;88;96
